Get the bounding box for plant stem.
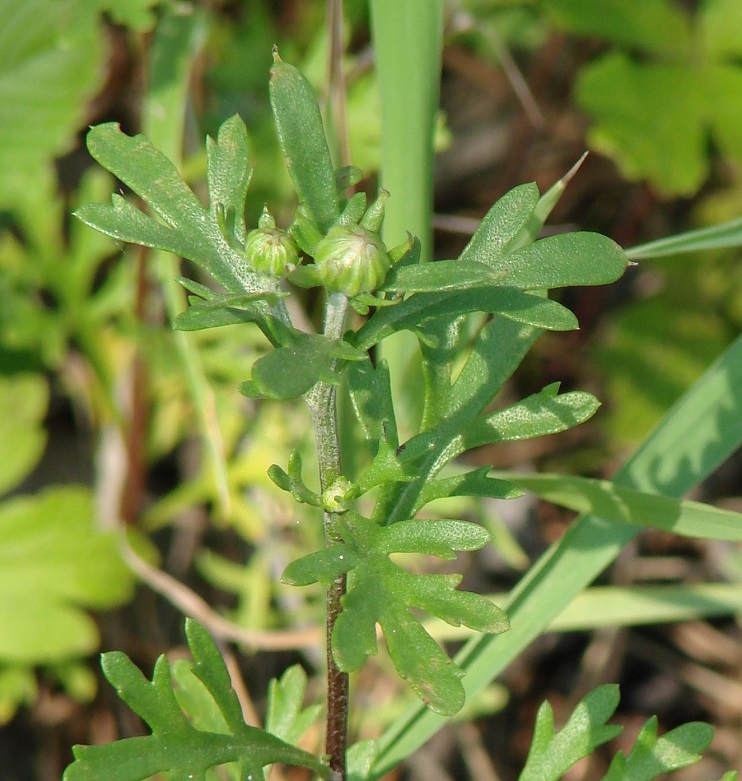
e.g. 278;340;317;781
307;290;350;781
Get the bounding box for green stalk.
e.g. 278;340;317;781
306;290;351;780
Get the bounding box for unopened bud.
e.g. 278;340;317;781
314;224;391;297
245;207;299;277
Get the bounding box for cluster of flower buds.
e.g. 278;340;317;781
244;187;410;304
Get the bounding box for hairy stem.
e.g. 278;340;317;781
306;290;350;780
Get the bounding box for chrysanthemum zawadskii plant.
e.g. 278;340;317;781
63;50;742;781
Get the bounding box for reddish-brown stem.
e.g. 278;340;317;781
325;573;349;779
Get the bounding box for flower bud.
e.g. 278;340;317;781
314;224;391;297
245;207;300;277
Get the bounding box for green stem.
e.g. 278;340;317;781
306;290;350;781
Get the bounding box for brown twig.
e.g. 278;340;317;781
119;536;323;651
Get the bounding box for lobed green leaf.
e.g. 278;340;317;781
462;385;601;448
265;665;322;746
283;513;507;714
602;718;713;781
0;487;134;664
519;684;622;781
76;120;262;294
206;114;252;248
63;620;329;781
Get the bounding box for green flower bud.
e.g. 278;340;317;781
314;224;391;297
245;207;300;277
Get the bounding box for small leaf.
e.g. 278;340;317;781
268;451;324;507
415;467;523;514
206;114;252;248
519;684;622;781
244;333;366;400
281;546;359;587
346;359;400;447
378;519;491;559
173;294;285;337
458;183;540;267
602;717;713;781
265;666;322;746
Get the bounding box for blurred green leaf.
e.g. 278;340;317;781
0;487;134;663
84;0;158;30
546;0;742;195
64;620;330;781
0;374;47;496
462;384;600;448
577;55;707;196
544;0;690;55
0;0;104;205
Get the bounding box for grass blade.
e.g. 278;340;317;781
627;217;742;260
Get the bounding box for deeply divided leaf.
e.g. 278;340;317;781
602;717;713;781
75;119;262;294
63;620;329;781
282;513;508;715
519;684;622;781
